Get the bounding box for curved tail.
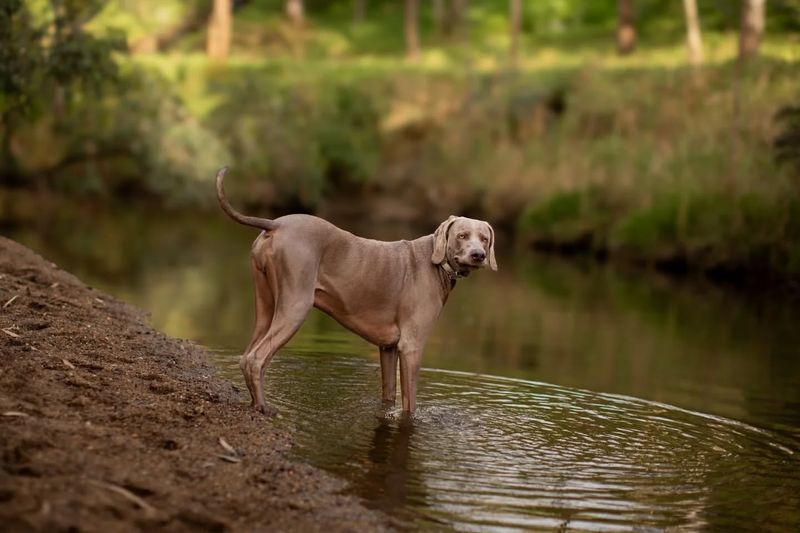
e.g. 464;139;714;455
215;167;278;232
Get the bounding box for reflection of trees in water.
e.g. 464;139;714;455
2;196;257;345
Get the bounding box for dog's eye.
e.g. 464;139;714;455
480;236;488;243
457;233;468;240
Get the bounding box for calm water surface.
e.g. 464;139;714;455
3;198;800;531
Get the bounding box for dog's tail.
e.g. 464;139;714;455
215;166;278;232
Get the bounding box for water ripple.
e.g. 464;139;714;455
214;349;800;531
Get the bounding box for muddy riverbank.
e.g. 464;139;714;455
0;237;389;532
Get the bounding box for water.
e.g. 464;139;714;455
3;195;800;530
211;345;800;531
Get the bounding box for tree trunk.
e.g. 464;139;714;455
451;0;467;24
353;0;366;23
682;0;703;65
616;0;635;55
509;0;521;65
206;0;231;60
739;0;765;61
404;0;420;61
451;0;468;41
433;0;445;36
433;0;468;39
286;0;304;27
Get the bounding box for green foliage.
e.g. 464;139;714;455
520;191;583;232
608;189;798;276
0;0;124;175
61;67;231;203
316;84;382;184
0;0;124;113
2;0;800;281
207;68;383;209
0;0;45;118
611;193;686;254
90;0;203;44
775;105;800;175
504;63;800;278
518;187;625;252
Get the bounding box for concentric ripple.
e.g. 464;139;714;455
216;349;800;532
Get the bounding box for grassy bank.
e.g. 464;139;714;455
514;63;800;280
5;55;800;279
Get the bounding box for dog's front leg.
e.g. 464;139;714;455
379;345;399;405
398;346;422;413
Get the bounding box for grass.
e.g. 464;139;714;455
512;61;800;278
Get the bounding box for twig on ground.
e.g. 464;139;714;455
88;480;158;518
218;437;238;456
3;295;18;308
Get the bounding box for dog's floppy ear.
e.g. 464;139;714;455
487;223;498;271
431;216;458;265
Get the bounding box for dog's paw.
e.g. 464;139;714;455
256;403;279;418
381;399;396;409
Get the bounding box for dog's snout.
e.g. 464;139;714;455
470;250;486;262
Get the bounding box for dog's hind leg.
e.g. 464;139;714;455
241;257;315;414
240;257;275;408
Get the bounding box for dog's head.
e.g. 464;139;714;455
431;216;497;274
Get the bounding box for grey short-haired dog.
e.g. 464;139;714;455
216;167;497;414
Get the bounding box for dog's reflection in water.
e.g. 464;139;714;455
357;414;427;522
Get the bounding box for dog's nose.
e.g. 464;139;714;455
470;250;486;262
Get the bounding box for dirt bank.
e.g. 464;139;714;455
0;237;389;532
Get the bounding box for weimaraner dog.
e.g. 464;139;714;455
216;167;497;414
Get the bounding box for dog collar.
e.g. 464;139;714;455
440;261;468;280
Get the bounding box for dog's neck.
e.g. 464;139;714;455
437;257;469;296
440;260;468;281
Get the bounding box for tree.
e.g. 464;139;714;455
433;0;468;39
682;0;704;65
453;0;468;40
739;0;765;61
0;0;122;180
286;0;304;27
616;0;635;55
353;0;366;24
206;0;231;60
404;0;420;61
509;0;521;65
433;0;445;36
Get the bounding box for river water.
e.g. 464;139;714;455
3;201;799;531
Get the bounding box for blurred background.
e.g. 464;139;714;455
1;0;799;278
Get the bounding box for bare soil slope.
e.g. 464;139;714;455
0;237;388;532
